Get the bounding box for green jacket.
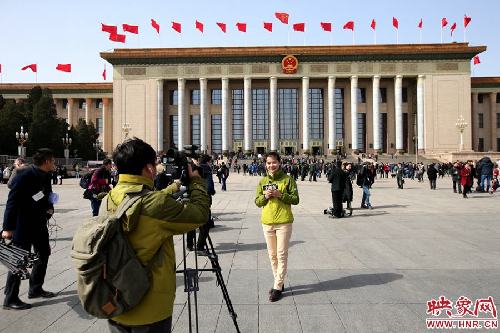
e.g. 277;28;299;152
255;170;299;224
105;174;209;326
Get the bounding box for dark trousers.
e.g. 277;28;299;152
452;180;462;193
221;177;227;191
4;229;51;304
91;198;101;216
108;317;172;333
429;179;437;189
397;177;404;189
331;191;343;217
187;212;212;250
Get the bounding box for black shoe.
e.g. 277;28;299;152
186;245;194;252
28;289;55;299
269;289;282;302
269;285;285;295
3;299;32;310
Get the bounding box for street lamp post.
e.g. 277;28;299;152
15;126;28;157
93;139;101;161
62;133;72;166
455;115;468;152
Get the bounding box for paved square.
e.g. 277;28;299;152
1;173;499;332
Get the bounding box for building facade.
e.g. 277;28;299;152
2;43;500;158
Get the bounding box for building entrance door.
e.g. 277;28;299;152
312;146;321;156
284;147;294;155
256;147;266;155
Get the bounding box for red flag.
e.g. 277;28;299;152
441;17;448;28
464;15;472;28
293;23;305;32
343;21;354;31
473;55;480;65
172;22;181;33
195;20;204;33
101;23;117;34
151;19;160;34
21;64;37;72
392;17;399;29
109;32;126;43
122;24;139;34
236;22;247;32
418;18;423;29
216;22;226;33
275;12;289;24
370;19;376;30
450;22;457;36
263;22;273;32
102;66;107;80
320;22;332;32
56;64;71;72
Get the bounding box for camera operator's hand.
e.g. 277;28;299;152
1;230;13;239
271;189;282;198
188;164;201;179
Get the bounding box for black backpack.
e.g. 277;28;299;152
356;170;364;187
80;170;95;189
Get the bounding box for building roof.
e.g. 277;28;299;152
101;43;486;65
0;83;113;94
471;77;500;88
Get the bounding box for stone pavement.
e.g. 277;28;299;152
0;173;499;333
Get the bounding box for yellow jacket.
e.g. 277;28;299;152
106;174;209;325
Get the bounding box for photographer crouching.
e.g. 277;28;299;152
186;154;216;255
106;138;209;333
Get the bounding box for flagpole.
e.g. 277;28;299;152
396;30;399;44
35;64;38;83
440;28;443;43
352;31;355;45
330;34;333;46
419;29;422;43
464;29;467;43
374;31;377;44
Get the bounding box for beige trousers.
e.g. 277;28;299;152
262;223;293;290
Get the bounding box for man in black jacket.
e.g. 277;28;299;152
2;149;57;310
328;160;346;217
427;163;438;190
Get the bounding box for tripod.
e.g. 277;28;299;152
177;232;240;333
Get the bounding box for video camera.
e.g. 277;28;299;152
161;145;209;186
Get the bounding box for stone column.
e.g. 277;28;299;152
157;79;164;152
394;75;404;153
102;98;110;153
417;75;425;153
270;77;278;152
67;98;74;127
177;78;186;149
490;93;497;151
328;76;336;154
350;76;358;153
244;76;252;154
221;77;230;155
85;98;92;124
200;78;208;152
302;77;310;153
372;75;381;152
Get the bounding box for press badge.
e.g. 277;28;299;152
262;183;278;191
32;191;44;202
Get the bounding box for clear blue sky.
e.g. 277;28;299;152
0;0;497;83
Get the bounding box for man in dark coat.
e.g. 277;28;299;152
2;149;57;310
327;160;346;217
427;163;438;190
478;157;494;192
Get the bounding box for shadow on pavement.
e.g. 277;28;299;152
289;273;404;296
214;240;304;253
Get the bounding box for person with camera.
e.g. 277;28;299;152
88;159;113;216
2;149;57;310
105;138;209;333
186;154;216;255
255;152;299;302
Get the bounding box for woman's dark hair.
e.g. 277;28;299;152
32;148;54;167
264;151;281;162
112;137;156;175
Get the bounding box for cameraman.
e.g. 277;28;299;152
2;149;56;310
186;154;216;255
106;138;209;333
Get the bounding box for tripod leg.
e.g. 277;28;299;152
205;234;241;333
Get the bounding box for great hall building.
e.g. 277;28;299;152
1;43;500;159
